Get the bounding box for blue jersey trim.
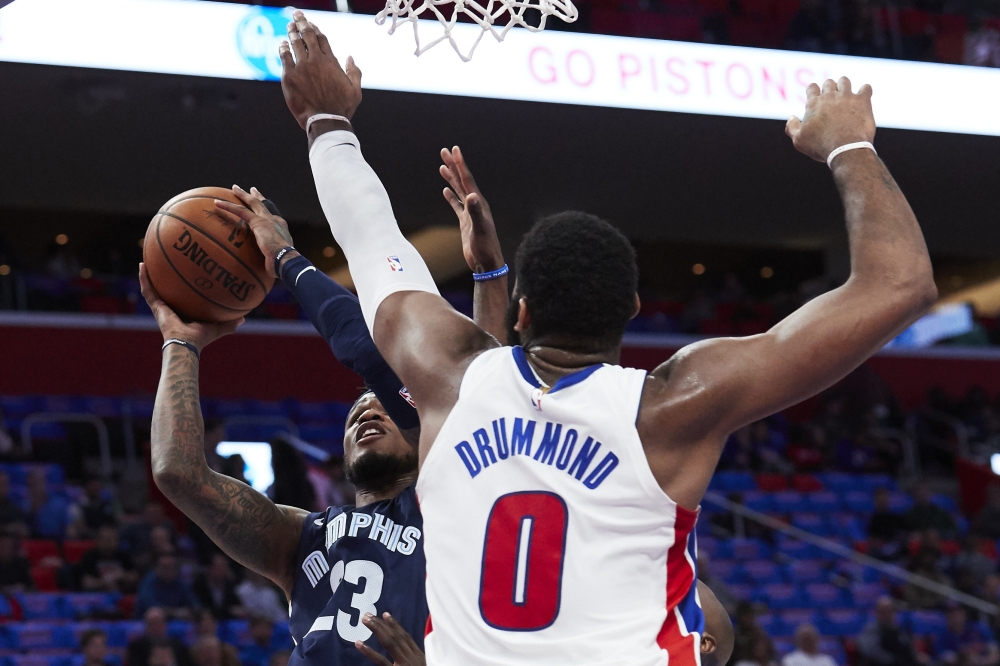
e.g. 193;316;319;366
511;346;603;394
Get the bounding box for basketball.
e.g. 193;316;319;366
142;187;274;323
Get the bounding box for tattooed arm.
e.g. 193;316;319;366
140;264;307;596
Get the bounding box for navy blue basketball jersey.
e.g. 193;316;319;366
288;485;427;666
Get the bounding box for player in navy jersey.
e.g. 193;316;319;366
141;146;507;666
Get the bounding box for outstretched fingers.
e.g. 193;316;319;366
287;20;307;62
346;56;363;88
443;187;465;216
293;11;320;53
278;40;294;73
858;83;874;99
354;640;392;666
837;76;852;94
215;200;254;223
785;116;802;139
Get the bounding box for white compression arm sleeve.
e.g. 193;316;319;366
309;130;440;335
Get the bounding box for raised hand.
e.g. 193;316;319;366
215;186;296;278
138;263;243;352
354;613;426;666
279;10;362;129
439;146;503;273
786;77;876;164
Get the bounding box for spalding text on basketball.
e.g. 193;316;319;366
172;229;257;302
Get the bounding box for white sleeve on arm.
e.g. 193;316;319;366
309;130;440;335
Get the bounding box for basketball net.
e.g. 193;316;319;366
375;0;579;61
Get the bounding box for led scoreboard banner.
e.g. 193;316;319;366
1;0;1000;135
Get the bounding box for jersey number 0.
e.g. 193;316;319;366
478;491;569;632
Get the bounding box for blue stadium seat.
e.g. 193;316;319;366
886;492;911;512
0;596;12;618
850;582;885;605
819;639;847;665
167;622;194;645
791;513;831;536
126;398;155;419
816;472;863;492
777;537;821;560
297;402;333;422
741;491;773;513
15;594;68;620
0;395;42;418
27;422;68;440
836;562;880;585
698;535;719;558
908;610;947;637
3;623;75;650
743;560;783;584
39;396;86;414
785;560;827;584
730;538;772;559
215;400;250;417
708;559;744;584
761;584;805;609
9;656;73;666
772;491;804;513
804;583;846;607
710;540;733;559
829;514;867;542
773;638;795;659
842;491;874;514
779;609;818;632
71;655;123;666
727;584;755;601
822;609;866;636
861;474;896;491
247;401;292;418
931;494;957;512
708;471;756;492
756;613;786;636
805;491;841;513
328;403;352;425
221;620;250;647
300;424;341;444
63;593;120;619
80;397;122;418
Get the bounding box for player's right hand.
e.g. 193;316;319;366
439;146;504;274
785;77;876;164
138;263;243;353
279;10;362;129
355;612;426;666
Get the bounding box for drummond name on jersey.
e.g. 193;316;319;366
452;417;619;489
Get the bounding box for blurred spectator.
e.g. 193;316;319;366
784;0;837;52
0;406;14;456
698;551;737;614
782;625;837;666
235;569;287;623
0;469;28;535
79;629;114;666
869;487;905;560
734;634;778;666
269;652;291;666
135;553;198;620
46;244;81;278
122;503;176;572
26;467;74;538
192;636;240;666
127;608;196;666
309;455;352;509
964;18;1000;67
192;553;246;620
680;289;715;333
952;534;995;596
219;455;248;486
0;528;33;593
934;604;1000;666
79;524;138;593
78;476;121;535
239;616;278;666
905;483;956;537
905;545;953;609
268;439;316;511
857;597;920;666
973;484;1000;539
732;602;770;665
194;610;241;664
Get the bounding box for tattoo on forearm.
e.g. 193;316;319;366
151;350;300;585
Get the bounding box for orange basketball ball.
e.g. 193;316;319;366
143;187;274;323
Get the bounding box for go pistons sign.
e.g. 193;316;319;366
2;0;1000;135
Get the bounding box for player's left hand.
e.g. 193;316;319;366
215;186;296;278
279;10;362;129
138;263;243;352
355;612;426;666
439;146;503;274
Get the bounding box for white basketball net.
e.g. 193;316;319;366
375;0;579;61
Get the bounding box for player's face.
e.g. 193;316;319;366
343;393;411;466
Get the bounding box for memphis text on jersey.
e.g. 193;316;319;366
453;417;619;489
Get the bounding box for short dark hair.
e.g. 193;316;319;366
514;212;637;349
80;629;107;650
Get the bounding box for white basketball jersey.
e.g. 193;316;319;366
416;346;705;666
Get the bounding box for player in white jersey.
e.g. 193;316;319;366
269;12;936;665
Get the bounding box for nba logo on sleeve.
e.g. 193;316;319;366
387;256;404;272
399;387;417;408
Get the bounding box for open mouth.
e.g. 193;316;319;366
355;422;387;445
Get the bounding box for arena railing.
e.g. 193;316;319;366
20;413;112;479
703;491;999;616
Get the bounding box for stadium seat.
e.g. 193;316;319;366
708;559;744;584
743;560;783;584
708;471;757;492
804;583;846;607
296;402;333;422
14;594;66;620
817;472;863;492
8;656;73;666
772;491;803;513
299;424;342;444
861;475;895;491
756;474;789;492
785;560;826;584
215;399;250;417
63;593;120;619
839;564;881;586
828;514;867;541
819;639;847;665
773;638;795;658
247;400;292;418
24;540;60;564
167;621;195;645
842;491;874;514
3;623;75;650
740;491;774;513
886;492;910;512
822;609;866;636
804;491;841;512
761;584;805;609
777;537;820;559
730;538;772;559
908;610;947;637
931;494;957;512
779;609;818;632
79;397;122;418
756;613;786;636
727;584;755;601
29;567;59;592
792;474;824;492
791;513;831;535
62;541;94;565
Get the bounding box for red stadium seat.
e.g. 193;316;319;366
30;567;59;592
933;14;967;63
756;473;789;492
792;474;823;492
23;541;60;566
62;540;95;565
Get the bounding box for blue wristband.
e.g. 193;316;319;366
162;338;200;360
472;264;509;282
